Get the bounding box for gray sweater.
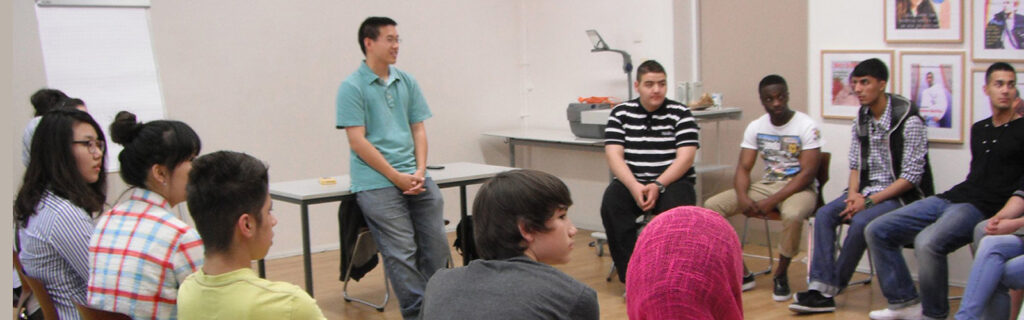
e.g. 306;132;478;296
421;256;599;320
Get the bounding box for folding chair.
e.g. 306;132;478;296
342;228;390;312
741;152;831;276
14;250;59;320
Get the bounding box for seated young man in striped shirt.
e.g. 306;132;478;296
601;59;700;285
704;74;823;302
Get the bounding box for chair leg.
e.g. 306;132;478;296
343;232;390;312
606;264;617;282
741;216;773;276
847;247;873;287
949;243;978;300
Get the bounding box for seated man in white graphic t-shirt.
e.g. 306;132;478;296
704;74;823;302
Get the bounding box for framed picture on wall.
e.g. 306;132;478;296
971;70;1024;124
900;51;965;143
971;0;1024;61
820;50;895;119
885;0;963;42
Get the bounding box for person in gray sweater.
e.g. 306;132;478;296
421;169;599;320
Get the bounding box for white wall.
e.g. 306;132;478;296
510;0;676;231
808;1;980;285
11;0;678;259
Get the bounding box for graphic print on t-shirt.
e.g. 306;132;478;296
756;133;803;181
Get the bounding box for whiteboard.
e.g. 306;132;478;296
35;5;165;172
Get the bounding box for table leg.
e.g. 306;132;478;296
301;203;314;296
508;139;516;167
459;185;469;266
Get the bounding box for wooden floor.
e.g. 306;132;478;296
256;230;963;319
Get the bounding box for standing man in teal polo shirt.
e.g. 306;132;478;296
335;16;448;319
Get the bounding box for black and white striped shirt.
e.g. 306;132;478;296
605;98;700;183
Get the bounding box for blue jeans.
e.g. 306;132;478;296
808;192;901;296
865;196;985;318
955;234;1024;320
357;178;448;320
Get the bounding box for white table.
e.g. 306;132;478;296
263;162;514;296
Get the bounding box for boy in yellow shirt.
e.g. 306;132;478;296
177;151;326;320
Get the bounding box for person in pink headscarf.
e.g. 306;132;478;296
626;206;744;320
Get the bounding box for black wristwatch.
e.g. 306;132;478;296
653;181;666;194
864;196;875;209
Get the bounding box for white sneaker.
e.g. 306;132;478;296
868;303;923;320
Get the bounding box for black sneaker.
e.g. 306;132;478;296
742;273;756;291
772;276;791;302
788;290;836;313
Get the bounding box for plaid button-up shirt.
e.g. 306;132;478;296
849;100;928;195
87;188;203;320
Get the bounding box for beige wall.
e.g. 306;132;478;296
686;1;810;240
4;1;16;302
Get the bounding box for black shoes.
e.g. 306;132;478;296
788;290;836;313
742;273;756;291
772;275;791;302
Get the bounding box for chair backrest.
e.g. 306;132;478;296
14;250;60;320
76;303;132;320
816;152;832;208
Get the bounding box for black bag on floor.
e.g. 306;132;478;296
453;216;479;262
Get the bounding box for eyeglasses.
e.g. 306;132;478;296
72;139;105;155
383;36;401;44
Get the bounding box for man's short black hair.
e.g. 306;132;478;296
851;58;889;82
758;74;788;91
187;151;269;254
358;16;397;55
472;169;572;260
985;62;1017;84
636;60;666;82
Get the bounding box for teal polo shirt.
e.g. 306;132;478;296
336;62;432;192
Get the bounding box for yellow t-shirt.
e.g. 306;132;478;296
177;268;326;320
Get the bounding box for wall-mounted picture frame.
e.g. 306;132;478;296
971;69;1024;124
971;0;1024;61
821;50;895;119
886;0;963;42
900;51;965;143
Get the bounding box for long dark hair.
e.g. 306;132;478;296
109;111;201;189
15;109;108;227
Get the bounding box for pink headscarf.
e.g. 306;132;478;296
626;206;744;320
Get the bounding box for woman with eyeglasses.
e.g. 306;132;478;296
86;111;204;320
15;108;108;320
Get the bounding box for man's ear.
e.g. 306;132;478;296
237;213;255;238
517;221;534;244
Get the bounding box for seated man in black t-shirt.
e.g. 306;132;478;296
864;62;1024;320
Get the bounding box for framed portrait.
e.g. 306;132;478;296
820;50;895;119
971;70;1024;124
971;0;1024;61
900;51;965;143
885;0;963;42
